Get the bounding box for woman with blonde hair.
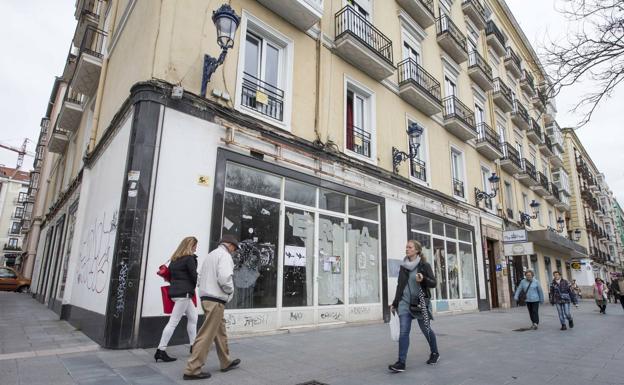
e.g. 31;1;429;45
155;236;199;362
389;240;439;372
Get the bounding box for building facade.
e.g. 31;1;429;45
26;0;596;348
0;167;30;267
562;128;623;293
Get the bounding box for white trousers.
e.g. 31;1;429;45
158;297;198;350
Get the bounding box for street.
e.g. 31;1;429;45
1;292;623;385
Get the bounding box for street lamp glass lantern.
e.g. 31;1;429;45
488;172;500;192
556;217;565;232
573;228;582;241
213;4;240;49
529;200;540;216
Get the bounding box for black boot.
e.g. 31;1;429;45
560;324;567;331
569;319;574;328
154;349;177;362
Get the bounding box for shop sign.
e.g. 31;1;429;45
570;261;582;270
503;230;527;243
503;242;533;256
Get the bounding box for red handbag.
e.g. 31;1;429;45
157;263;171;282
160;286;197;314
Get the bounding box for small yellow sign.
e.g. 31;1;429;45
571;262;581;270
255;91;269;105
197;175;210;186
353;135;363;147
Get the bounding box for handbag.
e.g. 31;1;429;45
517;279;533;306
407;272;424;315
157;262;171;282
160;286;198;314
389;311;400;342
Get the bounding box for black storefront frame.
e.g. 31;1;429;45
209;148;390;321
406;205;488;311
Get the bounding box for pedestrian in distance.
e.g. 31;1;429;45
593;278;609;314
155;236;200;363
389;240;439;373
549;271;577;330
609;279;619;304
617;276;624;311
570;279;582;299
183;234;241;381
513;270;544;330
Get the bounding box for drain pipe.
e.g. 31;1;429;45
87;0;120;154
313;18;323;145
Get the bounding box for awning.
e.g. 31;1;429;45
527;229;588;259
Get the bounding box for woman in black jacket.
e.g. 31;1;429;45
155;236;199;362
389;240;439;372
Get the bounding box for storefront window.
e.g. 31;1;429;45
410;214;430;233
445;224;457;239
447;241;460;299
348;218;380;304
223;192;279;309
318;215;345;305
349;197;378;220
226;163;281;198
284;180;316;206
319;189;345;213
433;238;447;299
282;208;315;307
459;243;476;298
432;221;444;236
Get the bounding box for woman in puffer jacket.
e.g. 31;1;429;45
514;270;544;330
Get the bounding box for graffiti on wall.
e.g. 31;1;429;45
75;210;118;294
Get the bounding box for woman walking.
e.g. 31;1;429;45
155;236;199;362
593;278;609;314
389;240;439;372
549;271;577;330
513;270;544;330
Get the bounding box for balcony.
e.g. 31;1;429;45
527;118;543;144
48;128;69;154
20;220;31;233
241;72;284;122
468;51;493;91
539;135;554;157
491;79;514;114
461;0;486;29
410;157;427;182
61;52;77;82
517;158;539;187
57;88;85;132
397;59;442;116
520;70;535;96
546;121;564;152
452;178;465;198
546;183;560;205
3;244;21;252
486;20;506;57
531;172;551;196
436;15;468;64
346;124;371;158
73;0;105;47
555;191;571;212
71;26;106;97
335;6;394;81
504;47;522;78
500;142;523;174
396;0;435;29
510;100;530;130
257;0;323;31
550;146;564;169
475;122;503;161
532;88;546;112
442;96;477;141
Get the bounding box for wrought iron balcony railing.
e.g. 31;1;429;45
397;58;441;103
335;6;393;65
477;122;501;150
501;142;522;168
538;171;549;191
505;46;522;69
522;158;537;181
521;69;535;91
410;157;427;182
468;50;492;79
80;26;107;59
436;15;468;52
493;77;513;104
442;96;476;130
346;123;371;158
486;20;506;46
452;178;465;198
241;72;285;121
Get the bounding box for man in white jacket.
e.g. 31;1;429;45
183;235;241;380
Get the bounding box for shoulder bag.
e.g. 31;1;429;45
157;260;171;282
517;279;533;306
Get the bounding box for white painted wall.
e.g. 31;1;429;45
64;113;133;314
385;198;408;305
142;108;224;317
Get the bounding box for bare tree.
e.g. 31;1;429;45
545;0;624;127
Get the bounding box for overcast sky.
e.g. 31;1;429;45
0;0;622;200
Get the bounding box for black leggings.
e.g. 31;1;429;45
526;302;539;324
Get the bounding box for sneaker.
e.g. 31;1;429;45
532;324;538;330
560;324;567;331
568;319;574;328
427;353;440;365
389;361;405;372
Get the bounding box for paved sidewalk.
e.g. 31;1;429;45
1;292;624;385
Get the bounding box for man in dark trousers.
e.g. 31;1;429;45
183;235;241;380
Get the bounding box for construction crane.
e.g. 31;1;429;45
0;138;35;169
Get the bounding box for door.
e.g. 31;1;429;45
509;255;527;306
486;240;499;308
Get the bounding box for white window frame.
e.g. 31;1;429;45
450;145;467;201
235;11;294;131
345;0;372;19
504;180;514;217
344;76;376;165
401;28;423;63
406;115;429;187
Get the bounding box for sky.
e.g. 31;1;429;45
0;0;622;199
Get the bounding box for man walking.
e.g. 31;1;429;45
618;276;624;311
183;235;241;380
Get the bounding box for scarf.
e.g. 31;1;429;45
404;255;431;335
596;282;604;297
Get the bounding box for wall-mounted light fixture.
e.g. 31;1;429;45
200;4;240;97
392;122;424;173
556;217;565;233
475;172;500;205
572;228;582;242
519;200;540;227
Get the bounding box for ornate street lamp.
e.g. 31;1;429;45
200;4;240;97
519;200;540;227
475;172;500;204
556;217;565;233
572;228;582;241
392;122;424;173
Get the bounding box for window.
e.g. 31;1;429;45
403;40;420;63
548;210;554;228
475;105;485;126
346;0;371;18
497;121;506;143
345;81;374;160
8;238;18;248
445;76;457;97
451;148;465;199
236;13;292;127
408;121;427;183
10;222;21;235
544;256;552;279
14;207;24;218
439;0;452;16
504;181;514;219
522;193;529;214
481;166;493;210
17;192;27;203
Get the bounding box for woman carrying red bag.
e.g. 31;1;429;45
155;236;199;362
